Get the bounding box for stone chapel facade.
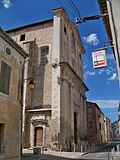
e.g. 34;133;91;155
7;8;88;151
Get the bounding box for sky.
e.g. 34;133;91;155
0;0;120;122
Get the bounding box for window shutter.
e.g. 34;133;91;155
0;61;11;95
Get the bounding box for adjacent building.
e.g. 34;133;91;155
99;111;105;144
98;0;120;82
87;102;106;145
104;116;112;142
0;28;27;160
7;8;88;151
111;121;119;139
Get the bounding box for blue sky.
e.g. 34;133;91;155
0;0;119;122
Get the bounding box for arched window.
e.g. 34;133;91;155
40;46;49;65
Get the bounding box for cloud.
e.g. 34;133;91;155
83;33;99;46
1;0;12;8
86;71;96;76
91;100;119;109
84;71;96;79
83;64;89;70
97;65;116;78
107;73;118;81
107;54;114;60
98;68;105;75
98;68;114;75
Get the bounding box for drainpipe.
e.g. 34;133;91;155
20;58;26;160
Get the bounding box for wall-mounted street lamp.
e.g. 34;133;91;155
20;77;35;159
27;79;35;90
76;13;108;24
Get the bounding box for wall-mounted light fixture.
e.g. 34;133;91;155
27;79;35;90
76;13;108;24
52;63;60;69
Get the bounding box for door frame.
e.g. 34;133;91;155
30;122;45;148
34;126;43;146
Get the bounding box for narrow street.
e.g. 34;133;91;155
22;141;120;160
81;140;120;160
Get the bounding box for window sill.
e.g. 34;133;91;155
0;92;9;99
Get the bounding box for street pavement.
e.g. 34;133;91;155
22;149;84;160
81;141;120;160
22;141;120;160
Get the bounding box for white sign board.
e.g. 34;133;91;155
92;50;107;68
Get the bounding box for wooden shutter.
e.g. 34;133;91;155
0;61;11;95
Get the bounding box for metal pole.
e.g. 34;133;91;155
81;145;83;152
20;60;26;160
108;152;110;160
73;143;75;156
59;147;62;157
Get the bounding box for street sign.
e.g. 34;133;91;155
92;50;107;68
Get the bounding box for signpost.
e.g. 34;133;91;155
92;50;107;69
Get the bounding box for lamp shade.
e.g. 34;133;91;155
27;80;35;90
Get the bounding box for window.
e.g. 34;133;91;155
40;46;49;65
0;123;5;154
71;32;76;51
88;108;94;114
88;121;93;128
98;110;101;117
64;25;67;34
74;112;77;144
0;61;11;95
20;34;25;41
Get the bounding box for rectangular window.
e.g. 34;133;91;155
88;108;93;113
88;121;93;128
40;47;49;65
0;61;11;95
74;112;77;144
20;34;25;41
0;123;5;154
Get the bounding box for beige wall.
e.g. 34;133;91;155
7;8;88;151
0;36;25;160
87;102;106;145
100;113;105;144
8;22;53;107
52;8;87;150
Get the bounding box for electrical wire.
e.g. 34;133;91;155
55;0;77;18
68;0;81;19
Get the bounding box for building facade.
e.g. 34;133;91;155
111;121;119;139
87;102;106;145
99;111;105;144
7;8;88;151
98;0;120;82
104;116;112;142
0;28;27;160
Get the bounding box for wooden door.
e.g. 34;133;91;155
34;127;43;146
